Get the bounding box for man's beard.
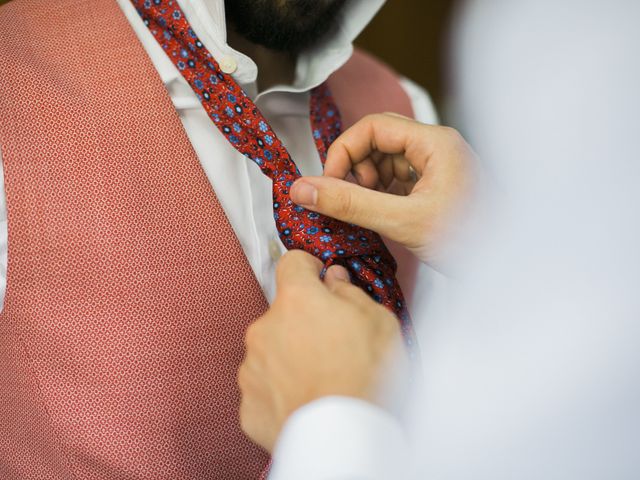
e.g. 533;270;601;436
224;0;348;54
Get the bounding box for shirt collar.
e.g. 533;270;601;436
174;0;385;96
290;0;386;95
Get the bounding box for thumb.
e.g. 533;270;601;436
290;176;409;241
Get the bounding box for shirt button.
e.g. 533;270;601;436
269;238;283;263
219;55;237;74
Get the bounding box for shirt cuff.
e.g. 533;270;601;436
269;396;409;480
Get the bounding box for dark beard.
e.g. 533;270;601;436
224;0;348;54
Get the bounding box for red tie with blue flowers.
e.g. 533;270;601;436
131;0;415;344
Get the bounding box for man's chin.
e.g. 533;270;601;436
225;0;347;54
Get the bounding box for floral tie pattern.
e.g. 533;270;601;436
131;0;415;343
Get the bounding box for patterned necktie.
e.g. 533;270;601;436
131;0;415;343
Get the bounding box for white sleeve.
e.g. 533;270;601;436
399;77;439;125
269;396;409;480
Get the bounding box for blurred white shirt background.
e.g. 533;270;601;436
270;0;640;478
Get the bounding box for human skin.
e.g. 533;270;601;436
238;250;403;452
239;115;476;452
290;113;477;266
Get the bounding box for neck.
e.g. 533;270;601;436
227;28;296;92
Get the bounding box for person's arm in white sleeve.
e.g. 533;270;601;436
269;397;408;480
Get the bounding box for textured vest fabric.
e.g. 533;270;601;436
0;0;413;478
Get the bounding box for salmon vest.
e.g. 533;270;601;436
0;0;414;478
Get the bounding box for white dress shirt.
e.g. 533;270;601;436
269;0;640;479
0;0;440;326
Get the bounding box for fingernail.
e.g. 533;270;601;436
291;180;318;207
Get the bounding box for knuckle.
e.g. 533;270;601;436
285;248;308;261
438;126;464;144
277;250;320;278
277;249;303;270
363;112;385;125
